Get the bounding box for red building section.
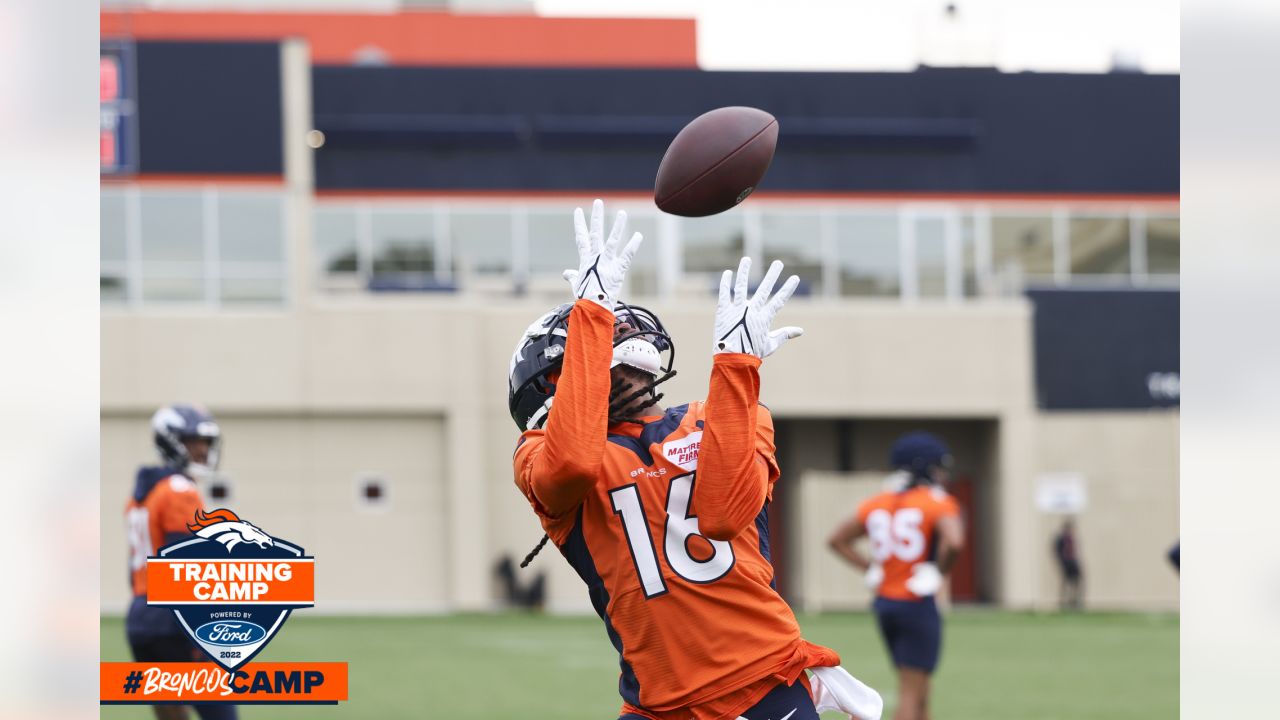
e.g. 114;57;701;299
100;10;698;68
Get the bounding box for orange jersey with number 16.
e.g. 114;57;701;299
513;299;838;720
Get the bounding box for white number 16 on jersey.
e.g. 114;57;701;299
610;472;736;598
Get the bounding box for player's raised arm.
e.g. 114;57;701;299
696;258;803;540
522;200;643;517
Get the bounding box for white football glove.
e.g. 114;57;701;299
905;561;944;597
562;199;643;310
809;665;885;720
864;563;884;592
714;257;803;358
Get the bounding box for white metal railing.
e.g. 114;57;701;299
101;186;289;307
100;187;1178;307
309;197;1178;301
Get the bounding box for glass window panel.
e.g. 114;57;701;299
218;194;284;264
140;192;203;264
528;210;579;275
218;194;285;302
623;213;660;296
681;213;744;274
761;213;822;296
1147;217;1179;274
371;210;436;274
142;273;203;303
315;207;359;274
991;215;1053;279
1069;216;1130;275
221;277;285;304
452;212;512;276
101;192;127;262
916;217;947;298
834;213;898;297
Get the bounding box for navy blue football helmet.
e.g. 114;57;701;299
508;302;675;431
889;431;952;482
151;403;222;474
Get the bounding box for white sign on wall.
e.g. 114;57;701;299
1035;472;1088;514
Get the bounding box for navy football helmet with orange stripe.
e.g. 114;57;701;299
152;403;222;476
508;302;675;431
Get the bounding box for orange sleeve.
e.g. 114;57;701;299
755;403;782;503
513;434;579;544
158;478;204;536
694;353;771;541
521;299;615;519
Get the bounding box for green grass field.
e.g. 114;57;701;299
102;610;1176;719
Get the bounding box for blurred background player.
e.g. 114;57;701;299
124;404;236;720
1053;518;1084;610
493;553;546;610
509;201;878;720
827;431;965;720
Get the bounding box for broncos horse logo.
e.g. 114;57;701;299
188;509;275;552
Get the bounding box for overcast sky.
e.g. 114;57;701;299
534;0;1180;74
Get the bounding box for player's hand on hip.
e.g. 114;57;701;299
906;561;944;597
864;563;885;591
713;257;803;358
562;199;643;309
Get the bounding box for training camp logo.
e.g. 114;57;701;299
102;508;347;706
147;509;314;671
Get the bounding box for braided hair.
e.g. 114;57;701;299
519;533;551;568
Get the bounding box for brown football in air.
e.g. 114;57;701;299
654;106;779;217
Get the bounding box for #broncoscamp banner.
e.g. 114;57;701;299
102;509;347;705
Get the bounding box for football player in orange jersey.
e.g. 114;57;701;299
827;432;965;720
124;404;237;720
509;201;882;720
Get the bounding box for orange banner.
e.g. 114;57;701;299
101;662;347;704
100;11;697;68
146;559;314;605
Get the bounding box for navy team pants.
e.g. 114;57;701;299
873;595;943;673
129;634;239;720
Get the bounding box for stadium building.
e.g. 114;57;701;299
100;6;1178;616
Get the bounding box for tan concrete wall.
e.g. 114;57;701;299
1032;411;1181;611
103;295;1178;615
102;412;449;614
794;472;886;613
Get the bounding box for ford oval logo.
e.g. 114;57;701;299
194;621;267;647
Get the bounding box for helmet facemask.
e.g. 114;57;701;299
152;405;222;476
507;302;676;431
607;308;677;425
183;426;222;481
